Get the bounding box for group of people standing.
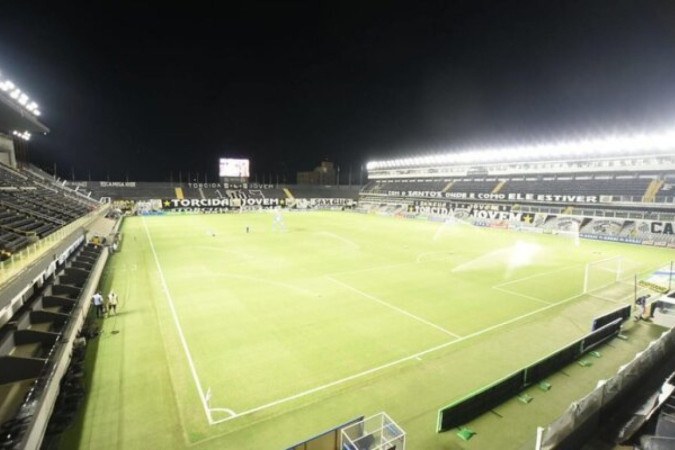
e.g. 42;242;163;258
92;291;119;318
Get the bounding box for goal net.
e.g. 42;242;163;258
340;412;406;450
583;256;623;294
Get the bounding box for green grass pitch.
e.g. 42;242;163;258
60;211;673;449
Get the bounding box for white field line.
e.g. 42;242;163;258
492;286;553;305
208;257;667;426
314;231;360;249
326;255;454;279
209;407;237;418
215;273;315;297
493;263;581;288
142;218;215;424
210;280;602;425
326;261;421;278
211;336;456;425
326;276;462;338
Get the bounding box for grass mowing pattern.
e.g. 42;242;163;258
61;212;673;449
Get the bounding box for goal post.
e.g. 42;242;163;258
583;256;623;294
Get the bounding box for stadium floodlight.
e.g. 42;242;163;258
0;80;13;92
12;130;31;141
366;129;675;171
0;71;42;117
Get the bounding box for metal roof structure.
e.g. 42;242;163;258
0;91;48;135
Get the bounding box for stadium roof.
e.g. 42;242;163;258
366;131;675;171
0;91;48;136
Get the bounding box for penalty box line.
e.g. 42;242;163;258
325;276;462;338
142;217;216;424
210;276;600;426
492;263;582;289
492;285;553;305
325;254;455;279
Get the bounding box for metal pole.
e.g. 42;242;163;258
635;274;638;303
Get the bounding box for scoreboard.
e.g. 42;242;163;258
219;158;249;180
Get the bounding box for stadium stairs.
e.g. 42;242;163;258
0;239;108;450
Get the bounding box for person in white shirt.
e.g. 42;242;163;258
92;292;104;318
108;291;118;316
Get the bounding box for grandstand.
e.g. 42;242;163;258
0;165;97;258
0;73;110;450
361;137;675;250
1;73;675;450
77;180;361;203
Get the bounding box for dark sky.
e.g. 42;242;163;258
2;1;675;182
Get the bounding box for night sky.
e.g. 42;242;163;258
2;1;675;182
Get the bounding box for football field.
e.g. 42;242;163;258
61;211;674;449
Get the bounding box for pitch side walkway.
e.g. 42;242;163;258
434;320;667;450
85;216;118;241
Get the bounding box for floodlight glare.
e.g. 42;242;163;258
366;130;675;171
11;130;31;141
0;71;42;117
0;80;14;92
